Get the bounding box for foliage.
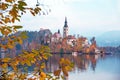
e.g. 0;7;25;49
54;58;74;77
44;58;74;80
0;0;41;52
0;0;74;80
0;0;41;27
0;46;50;79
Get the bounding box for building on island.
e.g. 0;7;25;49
66;35;76;47
51;29;62;43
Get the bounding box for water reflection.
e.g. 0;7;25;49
46;54;100;72
45;53;120;80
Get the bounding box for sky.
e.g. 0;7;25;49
18;0;120;37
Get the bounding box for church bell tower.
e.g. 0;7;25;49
63;17;68;38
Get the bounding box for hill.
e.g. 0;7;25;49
96;31;120;47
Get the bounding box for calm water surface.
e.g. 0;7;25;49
46;53;120;80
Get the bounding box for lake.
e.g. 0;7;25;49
45;53;120;80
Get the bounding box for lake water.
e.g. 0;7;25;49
46;53;120;80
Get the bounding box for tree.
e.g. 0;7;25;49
0;0;73;79
61;38;72;53
74;37;83;52
0;0;41;51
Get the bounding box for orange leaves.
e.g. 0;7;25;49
64;66;72;71
0;0;42;39
19;31;28;39
54;70;61;76
0;44;74;80
5;0;14;3
7;43;14;49
20;58;26;65
1;45;8;50
19;56;31;66
13;25;23;29
53;58;74;77
60;58;74;76
10;63;17;71
0;13;3;18
14;59;19;65
2;58;11;63
18;1;27;7
0;3;8;10
59;58;72;67
0;25;22;36
0;0;49;79
59;58;64;64
40;72;46;80
1;0;42;27
18;73;27;80
40;63;45;69
62;68;68;77
18;1;27;11
34;7;41;14
9;8;18;17
4;17;11;23
16;37;23;44
31;58;36;64
42;55;48;60
1;63;8;68
8;72;15;80
30;7;41;16
30;11;35;16
7;40;14;47
25;60;31;66
9;9;18;23
1;58;10;69
0;26;12;36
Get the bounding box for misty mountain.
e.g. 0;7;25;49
96;31;120;47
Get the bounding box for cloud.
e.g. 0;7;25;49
18;0;120;37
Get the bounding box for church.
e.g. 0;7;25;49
52;17;70;39
51;17;76;46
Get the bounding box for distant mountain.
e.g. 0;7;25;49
96;31;120;47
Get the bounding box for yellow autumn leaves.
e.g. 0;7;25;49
0;36;23;50
53;58;74;79
0;3;8;10
0;0;41;36
0;0;74;80
0;30;28;52
1;58;11;62
39;72;46;80
0;46;51;79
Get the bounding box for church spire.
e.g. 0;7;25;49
64;17;68;27
63;17;69;38
58;29;60;34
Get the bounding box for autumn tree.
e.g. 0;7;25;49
89;37;97;53
0;0;74;80
73;37;84;52
61;38;72;53
0;0;41;51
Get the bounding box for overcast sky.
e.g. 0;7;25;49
18;0;120;37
